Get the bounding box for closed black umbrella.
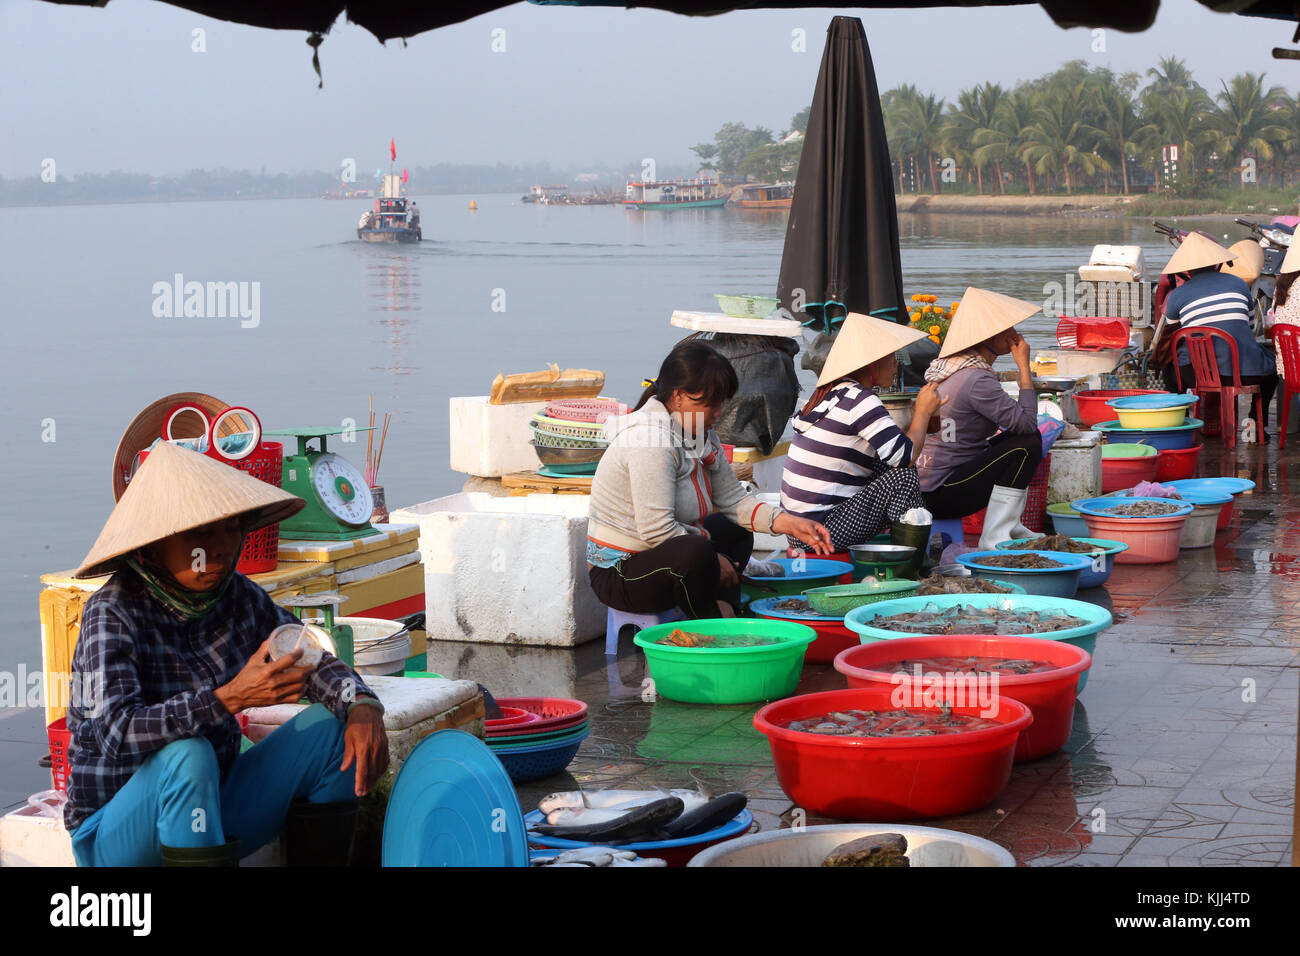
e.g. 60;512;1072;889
778;17;908;374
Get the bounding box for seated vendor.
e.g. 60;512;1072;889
588;342;832;619
1156;233;1278;439
915;287;1044;549
65;442;389;867
780;312;945;551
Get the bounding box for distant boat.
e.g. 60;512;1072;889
324;186;373;200
738;182;794;209
623;177;727;210
357;174;421;242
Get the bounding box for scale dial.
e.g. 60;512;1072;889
309;452;374;526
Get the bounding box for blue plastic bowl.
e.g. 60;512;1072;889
993;537;1129;589
1072;496;1195;519
1107;393;1199;410
1092;418;1204;451
494;734;587;783
1165;477;1255;498
1047;505;1091;538
524;809;754;860
843;593;1113;692
955;550;1090;598
742;557;852;600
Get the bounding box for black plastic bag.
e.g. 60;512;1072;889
681;331;799;455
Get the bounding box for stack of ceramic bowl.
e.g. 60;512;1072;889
528;400;626;477
485;697;589;783
1093;393;1202;450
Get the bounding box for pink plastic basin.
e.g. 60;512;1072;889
1082;513;1187;564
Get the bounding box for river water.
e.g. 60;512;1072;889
0;195;1177;786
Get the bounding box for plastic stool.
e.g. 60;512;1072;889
932;517;966;548
605;607;684;656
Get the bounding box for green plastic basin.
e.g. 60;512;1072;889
634;618;817;705
1101;443;1158;459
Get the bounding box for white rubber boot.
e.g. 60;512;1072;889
978;485;1033;550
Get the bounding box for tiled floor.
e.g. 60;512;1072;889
516;439;1298;866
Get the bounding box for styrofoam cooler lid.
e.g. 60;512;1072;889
1052;431;1102;448
383;730;529;867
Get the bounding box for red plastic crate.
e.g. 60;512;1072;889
48;719;71;792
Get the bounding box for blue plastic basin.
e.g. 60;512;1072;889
955;550;1090;598
993;537;1129;589
1092;418;1204;451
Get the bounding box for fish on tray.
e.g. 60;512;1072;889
539;787;710;822
531;792;749;844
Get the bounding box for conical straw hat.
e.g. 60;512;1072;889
76;442;304;578
1160;232;1234;275
1281;241;1300;275
817;313;928;386
1223;240;1264;284
938;287;1042;359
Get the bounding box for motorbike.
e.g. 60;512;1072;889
1233;217;1293;332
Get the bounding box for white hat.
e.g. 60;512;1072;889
1161;232;1234;275
76;442;303;578
939;287;1041;359
1281;241;1300;275
817;313;928;386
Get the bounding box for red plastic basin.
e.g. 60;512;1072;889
1101;455;1160;494
1074;389;1163;427
751;611;859;664
1217;496;1236;531
753;687;1031;820
1082;513;1187;564
832;636;1090;762
1155;444;1201;482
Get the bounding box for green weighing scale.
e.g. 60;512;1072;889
266;426;376;540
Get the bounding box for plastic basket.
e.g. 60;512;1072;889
48;719;71;792
494;737;586;783
963;453;1050;535
529;426;608;450
1056;316;1129;350
543;399;627;423
529;413;606;440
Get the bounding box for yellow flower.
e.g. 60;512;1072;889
909;311;920;322
951;302;960;311
925;294;937;303
929;325;941;335
911;294;921;302
929;335;941;344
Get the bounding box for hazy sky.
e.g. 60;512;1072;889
2;0;1294;178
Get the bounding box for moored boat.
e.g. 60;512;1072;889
738;182;794;209
624;177;728;210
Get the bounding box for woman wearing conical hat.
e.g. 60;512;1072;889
1157;232;1278;438
1267;242;1300;376
780;313;946;551
64;442;388;867
914;288;1045;549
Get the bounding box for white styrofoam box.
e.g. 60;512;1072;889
423;641;585;698
449;396;546;478
670;310;803;337
749;452;788;495
1083;244;1145;279
0;804;281;866
390;494;604;647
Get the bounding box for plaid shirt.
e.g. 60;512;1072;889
64;568;374;831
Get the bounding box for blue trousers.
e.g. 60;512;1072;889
71;704;356;867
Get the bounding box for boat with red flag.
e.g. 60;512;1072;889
357;139;421;242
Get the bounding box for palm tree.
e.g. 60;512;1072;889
889;87;947;193
1145;56;1199;99
1020;84;1109;194
1206;73;1288;189
1095;86;1154;194
947;83;1007;194
1145;88;1212;189
973;88;1040;194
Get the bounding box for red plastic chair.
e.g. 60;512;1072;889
1171;326;1262;450
1272;325;1300;450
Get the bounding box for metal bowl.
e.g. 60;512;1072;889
847;544;915;562
1032;375;1082;393
687;823;1015;867
529;442;606;467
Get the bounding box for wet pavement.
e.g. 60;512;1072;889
514;439;1298;866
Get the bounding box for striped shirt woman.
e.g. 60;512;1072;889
1165;271;1275;378
782;382;912;515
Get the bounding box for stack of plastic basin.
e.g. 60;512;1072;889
1100;443;1159;494
1072;496;1194;564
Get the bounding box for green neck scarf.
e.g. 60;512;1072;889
125;552;237;620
